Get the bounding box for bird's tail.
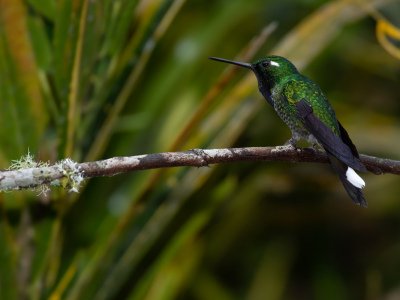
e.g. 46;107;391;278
327;153;367;207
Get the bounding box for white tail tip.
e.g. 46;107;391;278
346;167;365;189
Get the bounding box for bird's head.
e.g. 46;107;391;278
252;56;299;83
209;55;299;100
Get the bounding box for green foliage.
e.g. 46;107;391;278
0;0;399;299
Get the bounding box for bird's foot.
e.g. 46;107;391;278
276;139;297;151
306;135;321;151
311;143;321;151
282;138;297;149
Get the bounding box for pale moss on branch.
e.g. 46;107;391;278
8;151;49;170
55;158;85;193
3;152;85;194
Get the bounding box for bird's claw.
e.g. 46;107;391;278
282;138;297;149
276;143;296;151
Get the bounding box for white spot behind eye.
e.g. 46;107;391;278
270;61;280;67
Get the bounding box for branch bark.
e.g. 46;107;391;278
0;147;399;192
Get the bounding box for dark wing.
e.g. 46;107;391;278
338;121;360;159
295;100;367;206
295;100;366;172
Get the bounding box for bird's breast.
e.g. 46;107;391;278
271;91;309;138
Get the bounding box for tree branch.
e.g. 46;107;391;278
0;147;399;192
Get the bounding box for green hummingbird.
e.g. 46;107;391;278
209;56;367;207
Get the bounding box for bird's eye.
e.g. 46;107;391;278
262;61;270;67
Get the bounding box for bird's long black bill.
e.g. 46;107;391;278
209;57;253;69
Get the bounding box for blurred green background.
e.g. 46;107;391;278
1;0;400;299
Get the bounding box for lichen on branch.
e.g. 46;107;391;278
0;147;399;193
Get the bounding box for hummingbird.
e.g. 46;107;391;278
209;56;367;207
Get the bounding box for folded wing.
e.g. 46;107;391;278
295;99;367;207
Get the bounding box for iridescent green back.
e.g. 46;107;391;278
272;74;340;137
